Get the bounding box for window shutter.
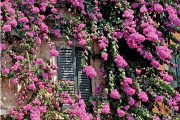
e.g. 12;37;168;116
57;46;75;91
76;48;91;102
57;46;91;102
171;56;180;88
175;56;180;78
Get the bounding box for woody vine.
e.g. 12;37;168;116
0;0;180;120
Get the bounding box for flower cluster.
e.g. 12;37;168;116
166;6;180;26
83;66;97;78
138;92;149;102
126;33;145;49
114;55;128;68
98;36;109;50
109;89;120;99
101;103;110;114
156;46;172;61
0;0;179;119
168;93;180;111
121;78;135;96
117;109;125;118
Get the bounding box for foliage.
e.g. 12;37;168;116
0;0;180;120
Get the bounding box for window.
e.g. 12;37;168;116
57;46;91;102
170;55;180;88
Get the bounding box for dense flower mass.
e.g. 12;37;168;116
83;66;97;78
0;0;179;119
138;92;149;102
50;49;59;57
114;55;128;68
117;109;125;118
109;89;120;99
160;72;173;83
126;33;145;48
98;36;109;50
156;46;172;61
2;25;11;32
101;103;110;114
101;53;108;61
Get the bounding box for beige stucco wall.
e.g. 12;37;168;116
0;35;103;116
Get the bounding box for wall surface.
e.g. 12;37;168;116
0;31;103;116
0;7;179;116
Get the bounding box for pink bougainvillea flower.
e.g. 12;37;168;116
36;38;42;45
101;103;110;114
18;112;24;120
83;66;97;78
127;33;145;43
122;9;134;20
36;58;43;65
126;39;138;49
78;39;86;46
153;116;161;120
98;36;109;50
143;26;159;42
156;46;172;61
9;19;17;27
151;59;160;69
2;68;10;75
32;99;41;106
160;72;173;83
28;83;36;91
138;92;148;102
23;104;32;111
135;69;141;75
154;4;163;13
39;15;45;20
124;87;135;96
78;23;85;30
11;78;19;86
122;77;133;87
11;64;19;71
114;55;128;68
42;73;48;79
128;97;135;106
67;40;72;46
140;5;148;13
50;49;59;57
0;43;6;51
40;3;47;12
155;95;163;102
146;32;159;42
92;35;98;41
112;31;123;40
6;8;15;15
124;105;130;111
101;53;108;61
117;108;125;117
16;56;24;61
2;25;11;32
143;52;153;60
18;17;29;23
128;115;134;120
23;25;30;31
40;23;48;33
30;109;41;120
53;29;61;38
32;7;40;14
110;89;120;99
96;13;103;19
51;8;57;13
39;106;47;113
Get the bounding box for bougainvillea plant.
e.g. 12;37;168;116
0;0;180;120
